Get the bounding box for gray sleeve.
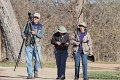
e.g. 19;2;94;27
36;25;45;39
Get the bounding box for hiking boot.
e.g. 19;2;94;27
74;76;78;80
56;77;61;79
34;72;38;78
27;75;33;79
61;75;65;80
83;78;88;80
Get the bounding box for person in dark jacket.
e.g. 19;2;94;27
51;26;70;80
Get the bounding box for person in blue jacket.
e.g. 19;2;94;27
22;13;45;79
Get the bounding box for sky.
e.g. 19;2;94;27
32;0;119;4
89;0;97;4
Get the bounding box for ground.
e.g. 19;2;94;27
0;62;120;80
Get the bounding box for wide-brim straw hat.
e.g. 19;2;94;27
78;21;87;28
57;26;67;33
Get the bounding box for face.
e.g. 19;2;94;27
79;26;85;32
59;32;63;35
33;17;40;24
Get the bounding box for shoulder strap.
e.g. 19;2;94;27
75;29;80;42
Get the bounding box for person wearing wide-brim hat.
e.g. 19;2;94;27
71;21;93;80
51;26;70;79
57;26;68;33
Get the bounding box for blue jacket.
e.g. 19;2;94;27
21;22;45;46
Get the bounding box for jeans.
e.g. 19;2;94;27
55;49;68;77
74;47;88;79
25;45;41;76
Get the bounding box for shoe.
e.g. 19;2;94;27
74;78;78;80
34;72;38;78
61;75;65;80
56;77;61;79
83;78;88;80
27;75;33;79
74;76;78;80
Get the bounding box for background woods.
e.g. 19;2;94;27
0;0;120;62
84;0;120;62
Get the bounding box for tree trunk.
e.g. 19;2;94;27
75;0;84;24
0;0;22;61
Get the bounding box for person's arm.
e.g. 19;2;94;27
36;25;45;39
51;34;57;45
87;33;93;55
65;33;70;46
70;31;80;46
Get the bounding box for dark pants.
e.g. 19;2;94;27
55;49;68;77
74;48;88;79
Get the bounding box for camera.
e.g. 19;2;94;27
28;12;33;21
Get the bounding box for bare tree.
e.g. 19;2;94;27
0;0;22;61
84;0;120;62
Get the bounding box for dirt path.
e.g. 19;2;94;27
0;63;120;80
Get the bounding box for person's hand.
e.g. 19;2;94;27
23;37;27;40
31;31;36;35
75;42;80;46
22;36;27;40
65;42;69;46
66;42;69;45
56;41;61;45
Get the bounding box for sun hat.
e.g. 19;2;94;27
33;13;40;18
78;21;87;28
57;26;67;33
